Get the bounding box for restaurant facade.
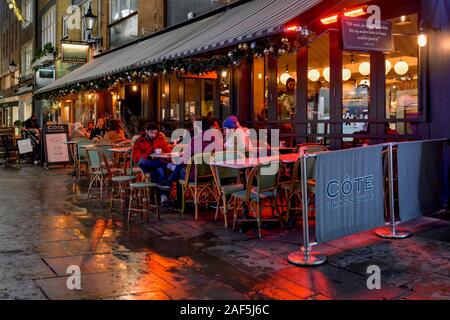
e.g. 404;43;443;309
35;0;450;151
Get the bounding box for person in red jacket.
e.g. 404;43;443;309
132;123;172;202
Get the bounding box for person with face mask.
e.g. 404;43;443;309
132;123;172;203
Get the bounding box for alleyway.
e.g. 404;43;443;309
0;165;449;300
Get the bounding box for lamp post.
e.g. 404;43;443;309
9;60;19;83
82;5;102;53
83;5;97;42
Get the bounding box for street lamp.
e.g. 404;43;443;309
83;5;97;42
9;60;17;74
9;60;18;79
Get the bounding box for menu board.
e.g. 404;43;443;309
43;124;71;165
341;17;394;52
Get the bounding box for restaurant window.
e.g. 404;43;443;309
307;33;330;144
386;13;419;135
184;78;198;121
342;51;370;145
253;56;268;128
201;79;214;118
220;68;230;120
110;0;138;23
277;53;297;122
169;74;180;121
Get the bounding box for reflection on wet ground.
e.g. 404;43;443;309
0;165;450;300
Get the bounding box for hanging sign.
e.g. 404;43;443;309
43;124;71;165
61;43;89;63
341;17;394;52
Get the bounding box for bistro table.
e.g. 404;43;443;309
149;152;182;160
213;153;301;230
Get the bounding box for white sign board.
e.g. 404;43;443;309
45;133;70;163
17;139;33;154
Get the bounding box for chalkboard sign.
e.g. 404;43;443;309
42;124;71;165
341;17;394;52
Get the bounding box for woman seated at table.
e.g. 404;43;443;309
104;120;126;143
71;122;89;140
223;115;254;154
90;118;108;141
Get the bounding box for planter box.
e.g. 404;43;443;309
32;53;54;69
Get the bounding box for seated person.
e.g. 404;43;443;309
158;117;212;191
223;115;254;153
71;122;89;140
105;120;126;143
132;122;172;203
90;118;108;141
86;121;95;137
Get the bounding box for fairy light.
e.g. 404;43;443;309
6;0;26;22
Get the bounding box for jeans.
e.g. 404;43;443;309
168;164;186;183
138;159;167;183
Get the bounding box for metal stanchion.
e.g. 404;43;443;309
375;143;411;239
288;154;327;267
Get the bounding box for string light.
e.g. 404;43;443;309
6;0;25;22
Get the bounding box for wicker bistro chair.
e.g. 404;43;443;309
86;148;110;199
210;151;246;228
231;160;283;239
108;157;137;217
96;144;115;166
295;143;329;154
180;153;216;220
76;140;94;181
128;168;160;224
280;156;318;222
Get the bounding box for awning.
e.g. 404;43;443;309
35;0;323;95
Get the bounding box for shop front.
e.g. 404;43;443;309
35;0;450;150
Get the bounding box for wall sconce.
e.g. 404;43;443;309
132;85;138;92
418;20;441;48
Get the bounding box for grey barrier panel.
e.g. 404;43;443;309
315;145;385;243
398;140;445;222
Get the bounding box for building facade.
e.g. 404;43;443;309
0;0;27;128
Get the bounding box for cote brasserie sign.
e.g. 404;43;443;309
341;17;394;52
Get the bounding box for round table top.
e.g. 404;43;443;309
109;147;132;153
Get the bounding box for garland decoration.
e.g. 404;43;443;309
37;26;314;100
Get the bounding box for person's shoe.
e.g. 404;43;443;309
157;180;172;191
160;194;170;205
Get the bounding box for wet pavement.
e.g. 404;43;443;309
1;165;450;300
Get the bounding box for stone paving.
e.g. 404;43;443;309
0;165;449;300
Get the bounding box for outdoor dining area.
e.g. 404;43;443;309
67;115;331;240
